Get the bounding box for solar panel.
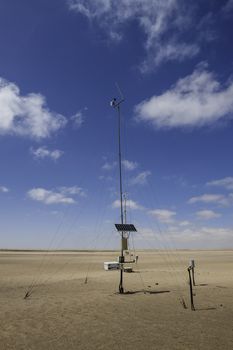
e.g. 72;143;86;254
115;224;137;232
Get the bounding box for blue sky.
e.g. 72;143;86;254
1;0;233;249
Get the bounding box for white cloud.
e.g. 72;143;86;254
141;41;199;71
59;186;86;197
112;199;143;210
69;0;111;18
122;159;138;171
130;171;151;185
71;111;84;128
102;161;117;171
198;226;232;238
196;13;217;43
28;186;85;205
149;209;176;223
30;146;64;161
135;223;233;248
0;186;9;193
99;175;113;181
207;177;233;191
102;159;137;171
136;227;159;240
195;210;221;220
188;193;230;206
135;65;233;128
0;78;66;139
179;220;190;227
68;0;199;69
166;225;233;247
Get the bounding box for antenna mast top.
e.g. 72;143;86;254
110;82;125;108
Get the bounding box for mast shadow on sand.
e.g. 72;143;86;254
122;290;170;295
195;307;217;311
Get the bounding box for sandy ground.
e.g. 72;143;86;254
0;250;233;350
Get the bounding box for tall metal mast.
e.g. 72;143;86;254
123;194;127;224
110;96;125;293
111;87;137;293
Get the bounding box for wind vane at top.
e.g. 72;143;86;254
110;82;125;108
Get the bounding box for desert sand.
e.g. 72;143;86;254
0;250;232;349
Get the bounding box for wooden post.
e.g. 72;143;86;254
188;266;195;311
191;267;195;286
190;259;196;286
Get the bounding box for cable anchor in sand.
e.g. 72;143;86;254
24;290;32;300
